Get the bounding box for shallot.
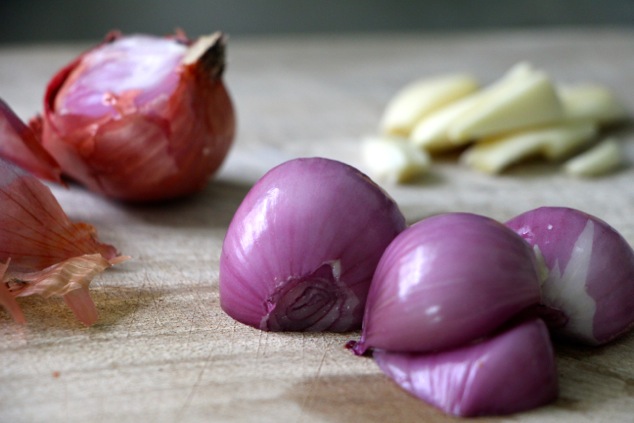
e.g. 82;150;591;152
0;158;126;325
219;157;406;332
506;206;634;345
352;212;542;354
374;318;558;417
38;31;235;202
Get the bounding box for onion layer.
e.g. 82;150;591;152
39;31;235;202
506;206;634;345
354;212;541;353
219;157;406;332
374;318;558;417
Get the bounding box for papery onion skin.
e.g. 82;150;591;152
354;212;541;354
40;31;235;202
506;206;634;345
219;157;406;332
0;98;61;182
374;318;558;417
0;158;126;325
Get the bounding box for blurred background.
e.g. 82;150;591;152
0;0;632;44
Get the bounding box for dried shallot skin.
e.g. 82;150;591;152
0;158;125;325
0;98;61;183
40;31;236;202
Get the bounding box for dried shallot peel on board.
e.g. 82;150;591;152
0;98;61;183
0;158;127;326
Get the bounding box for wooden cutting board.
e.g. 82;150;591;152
1;28;633;423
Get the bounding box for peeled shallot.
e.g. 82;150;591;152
507;206;634;345
352;212;542;354
220;157;406;332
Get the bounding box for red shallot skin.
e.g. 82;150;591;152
0;158;126;325
373;318;558;417
0;159;119;271
0;98;61;183
355;212;542;354
506;206;634;345
219;157;407;332
40;31;235;202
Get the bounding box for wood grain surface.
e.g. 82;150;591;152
1;28;633;423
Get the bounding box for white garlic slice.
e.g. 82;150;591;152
558;84;628;125
380;74;479;137
448;63;564;142
410;93;483;152
362;135;431;183
461;121;597;174
564;138;624;176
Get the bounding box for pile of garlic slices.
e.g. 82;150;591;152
363;62;628;183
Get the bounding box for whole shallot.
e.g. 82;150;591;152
38;30;235;201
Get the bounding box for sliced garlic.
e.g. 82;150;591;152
461;121;597;174
410;64;536;152
558;84;628;125
448;63;564;142
564;138;624;176
380;74;479;137
362;135;431;183
410;93;483;152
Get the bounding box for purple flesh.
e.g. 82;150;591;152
374;318;558;417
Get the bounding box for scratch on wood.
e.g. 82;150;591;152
294;350;328;423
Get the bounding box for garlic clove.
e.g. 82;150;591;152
362;135;430;183
448;63;564;142
461;121;597;174
564;138;625;177
380;74;479;137
373;318;558;417
558;84;628;125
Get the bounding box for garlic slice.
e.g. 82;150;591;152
410;93;483;152
362;135;430;183
380;74;479;137
558;85;628;125
448;63;564;142
461;121;597;174
564;138;624;176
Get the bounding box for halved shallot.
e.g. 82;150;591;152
219;157;406;332
506;206;634;345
